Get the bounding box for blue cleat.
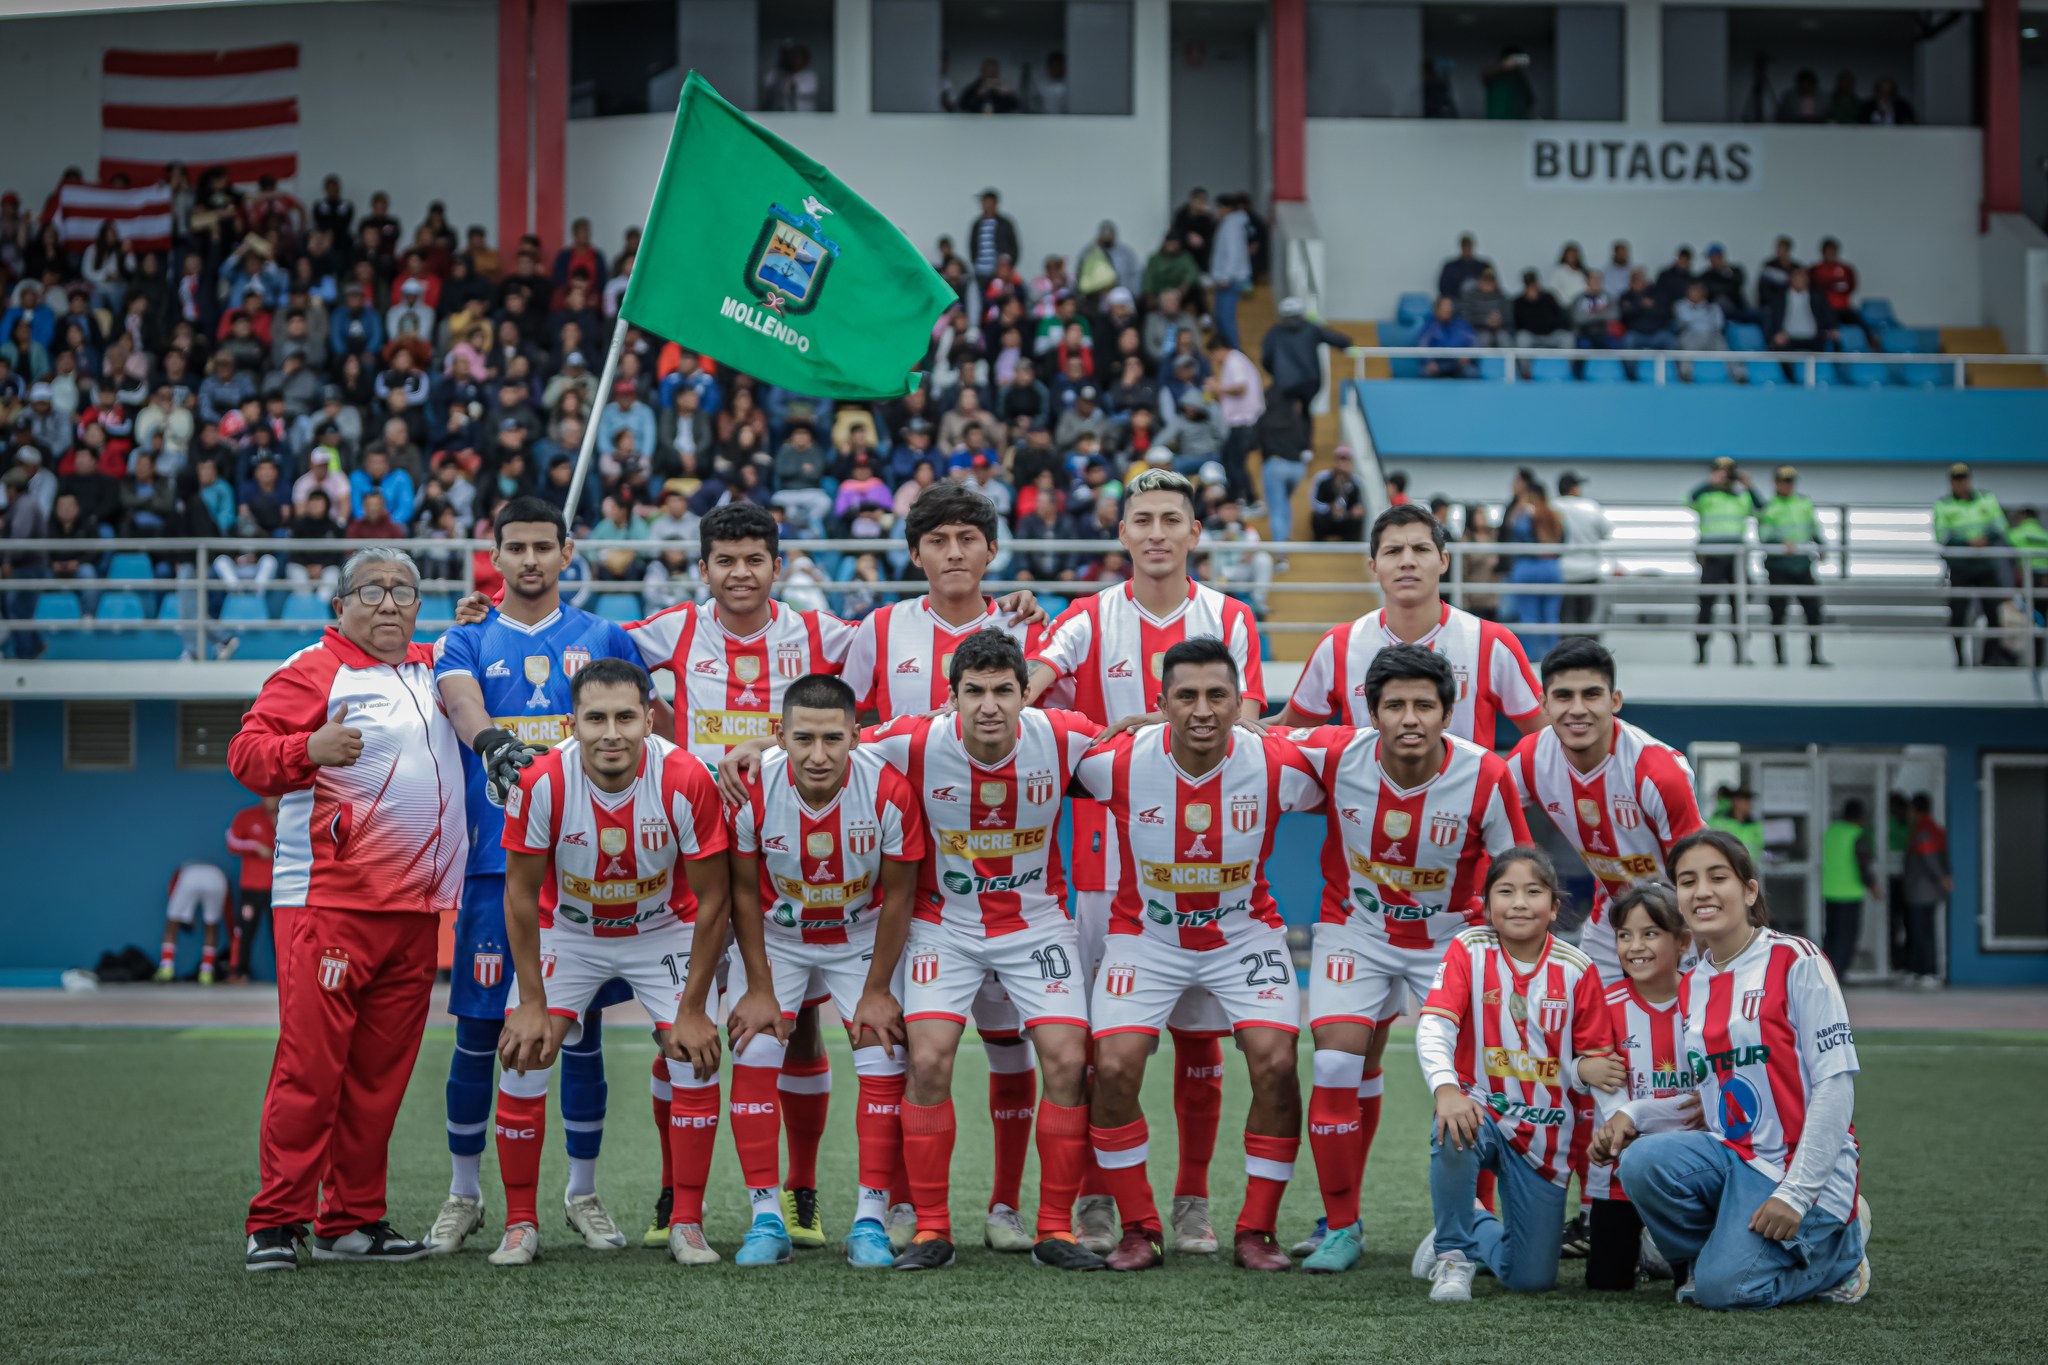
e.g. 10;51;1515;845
735;1213;793;1267
843;1218;895;1269
1301;1222;1364;1274
1290;1216;1329;1258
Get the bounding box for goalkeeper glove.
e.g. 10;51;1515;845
474;727;543;807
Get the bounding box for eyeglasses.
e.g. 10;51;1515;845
344;583;419;607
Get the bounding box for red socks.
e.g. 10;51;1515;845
1089;1116;1160;1236
1033;1100;1089;1240
729;1065;783;1191
1238;1132;1299;1235
1307;1081;1364;1229
1477;1170;1498;1214
900;1099;956;1239
1170;1032;1224;1198
856;1073;906;1198
651;1058;674;1189
987;1066;1037;1211
668;1079;720;1225
494;1090;546;1229
779;1056;831;1190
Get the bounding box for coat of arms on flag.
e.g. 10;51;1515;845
747;204;839;314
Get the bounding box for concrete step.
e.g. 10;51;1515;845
1941;326;2048;388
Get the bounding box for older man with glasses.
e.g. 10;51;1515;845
229;548;470;1272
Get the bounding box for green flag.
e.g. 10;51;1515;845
619;72;955;399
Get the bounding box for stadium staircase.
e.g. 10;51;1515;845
1942;326;2048;388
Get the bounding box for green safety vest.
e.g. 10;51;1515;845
1932;492;2008;547
1758;494;1818;546
2010;519;2048;575
1821;821;1867;901
1710;814;1765;865
1690;485;1755;543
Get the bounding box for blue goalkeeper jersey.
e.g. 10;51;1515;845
433;604;642;877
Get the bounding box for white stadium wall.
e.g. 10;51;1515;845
0;0;498;236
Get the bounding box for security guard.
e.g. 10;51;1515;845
1688;456;1761;665
1932;464;2009;666
2010;506;2048;665
1709;784;1766;864
1757;465;1828;666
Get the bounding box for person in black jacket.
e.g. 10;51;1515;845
1698;244;1753;324
1260;300;1354;423
966;189;1021;279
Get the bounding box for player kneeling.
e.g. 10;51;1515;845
493;659;735;1267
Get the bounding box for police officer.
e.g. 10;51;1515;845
1933;463;2010;666
1688;456;1761;665
1757;465;1828;666
1709;784;1765;865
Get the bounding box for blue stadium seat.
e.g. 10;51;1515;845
1527;356;1574;383
281;593;329;621
1581;357;1628;383
1726;322;1767;352
97;592;146;622
1858;298;1897;332
91;592;186;659
1881;327;1950;388
107;552;156;584
1395;293;1433;327
1474;355;1506;381
32;593;81;621
1035;594;1068;618
596;593;642;622
415;593;455;624
220;596;269;622
1378;320;1422;378
237;629;322;661
1836;324;1869;352
1838;358;1887;388
1689;360;1732;385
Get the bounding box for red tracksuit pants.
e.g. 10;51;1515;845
246;906;438;1236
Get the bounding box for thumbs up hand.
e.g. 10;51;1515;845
308;702;365;768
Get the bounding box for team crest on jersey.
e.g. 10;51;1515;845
472;952;504;988
980;781;1008;808
806;831;835;859
1429;813;1462;847
506;784;524;818
600;828;628;856
1230;795;1259;833
540;952;556;979
1382;810;1413;841
910;951;940;985
735;655;763;684
640;819;671;852
1185;804;1213;833
776;643;805;679
1577;797;1604;828
562;646;592;678
1105;964;1136;997
1741;988;1766;1021
1325;950;1356;984
1452;664;1471;701
1024;771;1054;805
1538;996;1567;1033
847;823;877;856
318;949;349;991
1613;798;1642;831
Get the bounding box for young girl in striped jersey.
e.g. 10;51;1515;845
1583;882;1699;1291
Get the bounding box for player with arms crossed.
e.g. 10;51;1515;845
492;659;740;1267
428;497;649;1256
713;674;926;1269
1026;467;1268;1255
836;485;1055;1254
1283;645;1531;1273
1075;637;1322;1272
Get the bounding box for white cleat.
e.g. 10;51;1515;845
884;1202;918;1253
426;1195;485;1255
1411;1229;1438;1279
1638;1228;1674;1280
1428;1249;1475;1301
1170;1195;1218;1254
1820;1256;1873;1304
564;1191;629;1250
487;1222;540;1267
984;1203;1033;1253
1074;1195;1118;1256
668;1222;720;1266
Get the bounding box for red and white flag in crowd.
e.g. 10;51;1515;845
52;182;175;254
98;43;300;187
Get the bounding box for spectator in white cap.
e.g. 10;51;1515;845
543;350;596;415
385;277;435;345
24;382;67;455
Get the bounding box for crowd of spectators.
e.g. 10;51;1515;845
1773;69;1918;125
0;172;1344;650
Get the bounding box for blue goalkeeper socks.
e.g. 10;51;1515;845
559;1011;608;1185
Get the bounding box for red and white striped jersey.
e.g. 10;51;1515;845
863;708;1099;938
626;600;856;762
1679;929;1861;1222
1512;719;1704;926
841;595;1037;719
1072;726;1321;951
502;735;728;935
1288;603;1539;743
1421;929;1613;1184
1287;728;1531;945
734;746;925;946
1584;979;1696;1200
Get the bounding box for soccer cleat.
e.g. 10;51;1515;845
892;1235;956;1271
1170;1195;1218;1254
198;964;215;985
667;1222;720;1266
1820;1256;1872;1305
308;1220;429;1263
643;1187;674;1248
884;1202;918;1253
735;1213;794;1267
245;1226;301;1273
1233;1229;1292;1272
1105;1228;1164;1272
486;1222;540;1267
563;1191;628;1250
1030;1236;1107;1271
425;1195;485;1254
1559;1210;1592;1259
1301;1222;1363;1274
984;1203;1033;1253
1074;1195;1118;1255
153;964;173;983
781;1187;826;1250
1290;1216;1328;1258
1856;1194;1874;1245
1429;1249;1475;1301
1410;1229;1438;1279
843;1218;895;1269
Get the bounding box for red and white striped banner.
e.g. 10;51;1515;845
98;44;300;188
53;182;175;255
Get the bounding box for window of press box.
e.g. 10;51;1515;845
1306;3;1624;121
1661;7;1978;126
569;0;837;118
870;0;1133;115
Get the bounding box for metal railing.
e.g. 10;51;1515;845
1344;344;2048;389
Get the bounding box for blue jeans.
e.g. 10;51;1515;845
1214;280;1244;350
1619;1131;1864;1310
1506;557;1562;659
1262;457;1308;544
1430;1116;1568;1292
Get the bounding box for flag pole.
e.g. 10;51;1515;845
562;316;629;528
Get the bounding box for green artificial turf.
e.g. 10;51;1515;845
3;1025;2043;1364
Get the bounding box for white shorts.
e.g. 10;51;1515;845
507;920;702;1046
1307;919;1450;1029
759;931;897;1025
1090;927;1300;1038
1076;889;1230;1036
904;917;1090;1032
166;863;229;926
